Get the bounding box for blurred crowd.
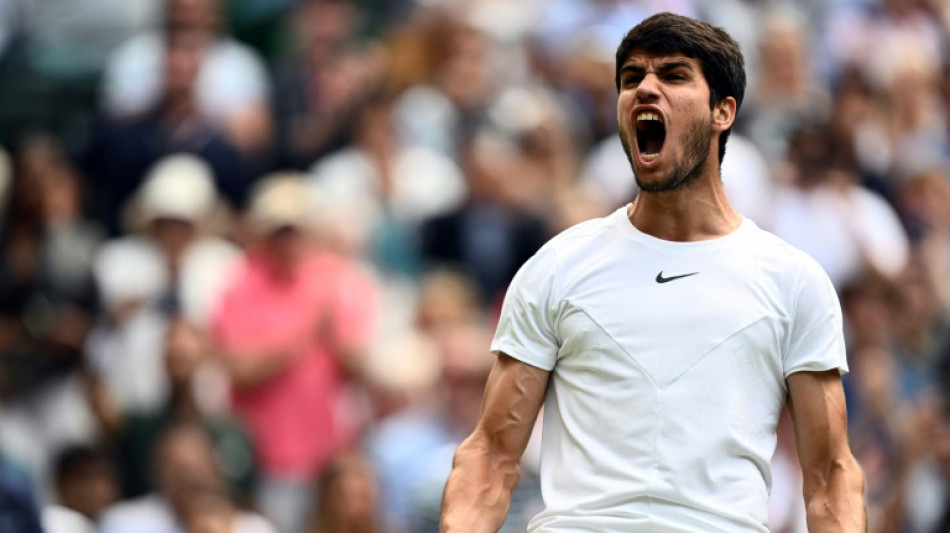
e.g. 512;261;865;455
0;0;948;532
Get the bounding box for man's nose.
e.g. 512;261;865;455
635;73;661;102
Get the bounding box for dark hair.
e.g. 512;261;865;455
615;13;746;162
53;444;113;482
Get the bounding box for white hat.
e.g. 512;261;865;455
248;172;311;232
139;154;217;223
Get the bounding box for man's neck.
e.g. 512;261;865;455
627;167;742;242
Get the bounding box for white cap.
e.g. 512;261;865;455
139;154;217;223
248;172;311;232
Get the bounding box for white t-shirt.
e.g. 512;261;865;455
491;206;847;533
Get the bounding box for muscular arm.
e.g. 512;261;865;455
440;352;550;533
787;370;866;532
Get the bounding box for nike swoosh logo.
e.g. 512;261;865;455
656;271;699;283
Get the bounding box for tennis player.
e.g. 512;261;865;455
440;12;865;533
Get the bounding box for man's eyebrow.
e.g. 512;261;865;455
657;60;694;72
619;60;695;76
619;64;645;76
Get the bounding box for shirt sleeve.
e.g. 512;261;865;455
490;246;560;371
783;255;848;377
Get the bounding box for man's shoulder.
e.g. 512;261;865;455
540;210;624;258
740;220;819;262
504;213;621;298
739;221;835;287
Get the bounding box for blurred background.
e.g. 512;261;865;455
0;0;947;531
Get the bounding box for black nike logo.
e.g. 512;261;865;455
655;271;699;283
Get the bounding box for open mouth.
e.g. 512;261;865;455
635;112;666;162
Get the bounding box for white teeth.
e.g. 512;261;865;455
637;112;662;122
642;153;659;161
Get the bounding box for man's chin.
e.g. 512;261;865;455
635;170;678;193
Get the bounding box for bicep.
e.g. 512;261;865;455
475;352;550;459
786;370;852;474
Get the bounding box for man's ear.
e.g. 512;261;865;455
712;97;737;132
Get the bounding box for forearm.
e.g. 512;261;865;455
223;349;296;390
804;455;866;533
440;432;521;533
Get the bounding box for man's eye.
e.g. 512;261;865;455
667;73;686;81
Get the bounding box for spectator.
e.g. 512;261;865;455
890;258;950;402
81;32;250;234
365;270;544;533
100;422;275;533
871;59;948;188
827;0;944;93
391;13;493;158
886;392;947;533
741;6;830;162
0;136;103;501
531;0;646;143
308;451;384;533
272;0;382;169
0;135;103;399
101;0;272;153
848;345;903;531
308;93;467;276
421;130;548;305
43;444;118;533
897;168;950;308
87;154;239;413
414;268;483;337
212;174;378;533
112;317;256;504
768;121;910;288
366;319;541;533
825;67;884;187
840;272;901;354
482;86;594;226
364;268;481;422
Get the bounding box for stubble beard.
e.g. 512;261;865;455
621;114;713;193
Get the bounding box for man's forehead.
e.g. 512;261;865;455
620;53;699;69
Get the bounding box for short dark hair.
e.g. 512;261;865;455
53;444;114;483
615;13;746;162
